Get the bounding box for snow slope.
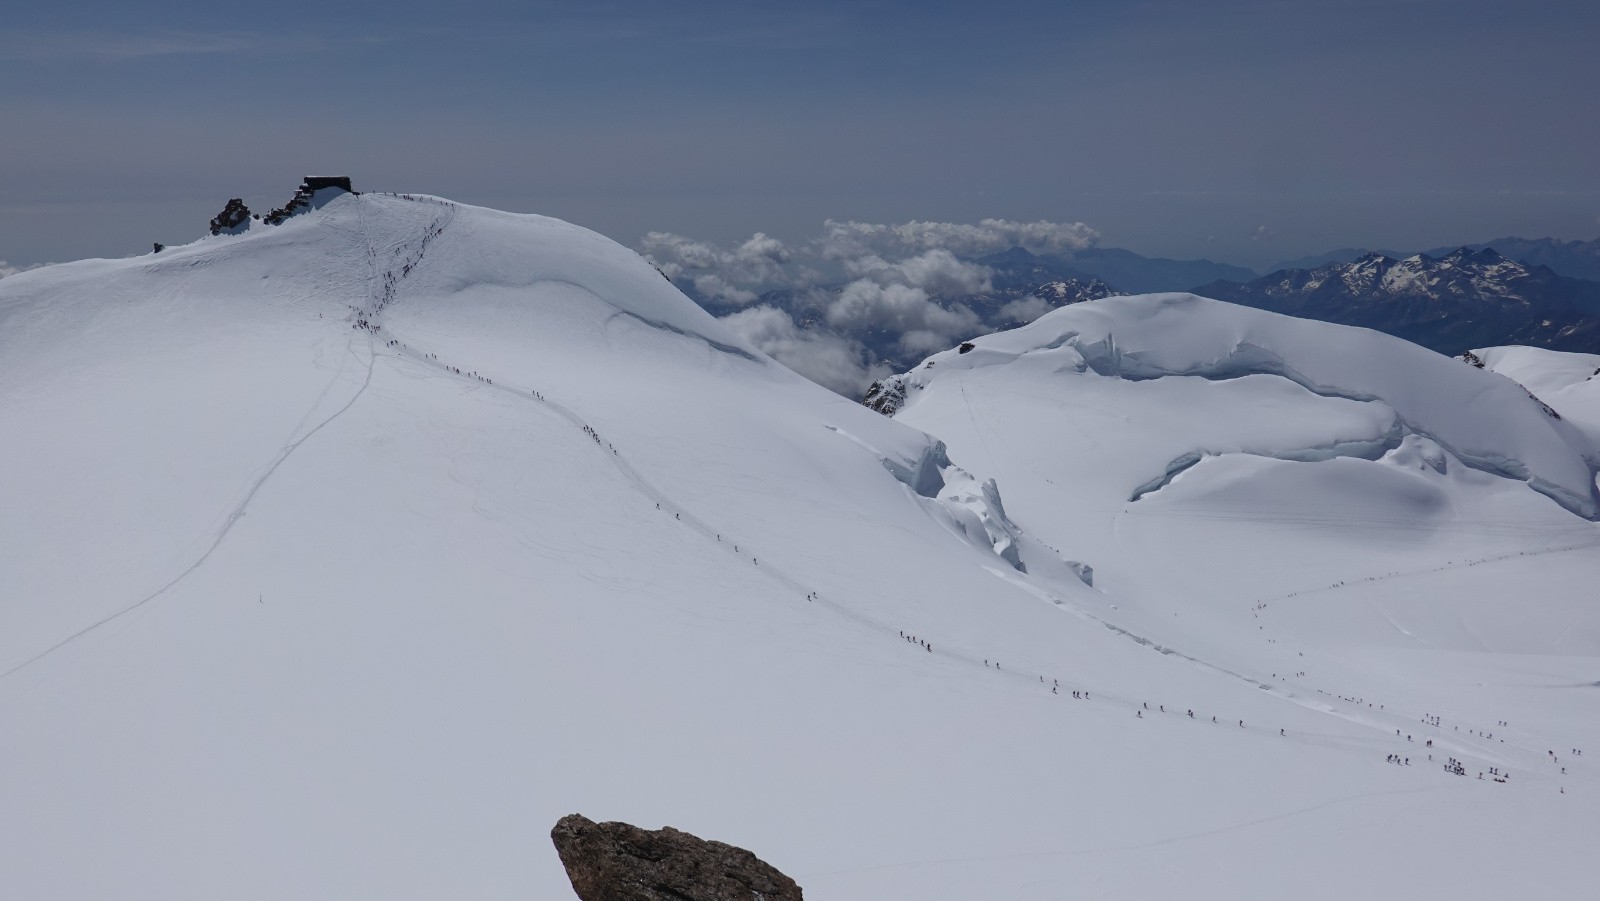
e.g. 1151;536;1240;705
3;200;1598;900
885;294;1600;655
1471;344;1600;444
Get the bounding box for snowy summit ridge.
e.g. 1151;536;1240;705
872;293;1600;519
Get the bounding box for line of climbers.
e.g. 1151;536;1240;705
394;320;1583;801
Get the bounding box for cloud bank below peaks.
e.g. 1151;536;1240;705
818;218;1099;260
638;217;1101;396
718;305;894;397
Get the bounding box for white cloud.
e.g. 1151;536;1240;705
719;305;890;397
691;274;758;305
996;295;1053;324
640;230;794;304
736;232;791;263
826;279;981;344
843;248;992;295
896;329;957;355
0;30;374;63
0;260;45;280
638;215;1099;392
640;232;726;270
819;217;1099;259
640;217;1096;307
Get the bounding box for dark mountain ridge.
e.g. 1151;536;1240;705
1272;236;1600;283
1196;247;1600;355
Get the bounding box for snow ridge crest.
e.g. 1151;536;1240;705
875;294;1600;519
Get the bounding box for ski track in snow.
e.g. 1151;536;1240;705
981;562;1442;756
0;327;379;684
0;198;451;684
1248;539;1600;612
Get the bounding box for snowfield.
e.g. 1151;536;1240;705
2;193;1598;900
1470;344;1600;446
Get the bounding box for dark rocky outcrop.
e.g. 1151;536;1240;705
862;374;909;415
208;198;252;235
263;176;356;225
550;813;802;901
208;178;358;235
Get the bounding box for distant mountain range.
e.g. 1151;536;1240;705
1196;248;1600;355
1271;236;1600;283
1430;237;1600;283
1268;248;1410;272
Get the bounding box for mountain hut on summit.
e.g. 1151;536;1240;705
200;177;360;242
303;176;354;193
262;176;358;225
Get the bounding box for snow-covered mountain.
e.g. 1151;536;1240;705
4;193;1599;900
1197;248;1600;355
1273;237;1600;284
1427;237;1600;283
1269;246;1411;273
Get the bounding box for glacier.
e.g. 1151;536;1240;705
2;193;1598;900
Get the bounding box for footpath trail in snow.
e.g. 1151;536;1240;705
0;197;456;684
351;205;1292;732
348;199;1590;797
0;300;381;685
1247;538;1600;612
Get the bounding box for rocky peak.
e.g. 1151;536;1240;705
205;177;358;236
862;374;910;415
208;198;252;236
263;176;357;226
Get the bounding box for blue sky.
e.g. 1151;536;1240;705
3;0;1598;268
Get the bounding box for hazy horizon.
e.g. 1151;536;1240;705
4;0;1598;269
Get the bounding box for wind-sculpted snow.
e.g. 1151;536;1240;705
826;429;1040;574
1470;345;1600;447
4;201;1600;901
888;292;1600;663
886;293;1600;518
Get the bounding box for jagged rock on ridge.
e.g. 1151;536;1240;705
550;813;803;901
208;198;252;236
862;375;908;415
263;176;357;226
